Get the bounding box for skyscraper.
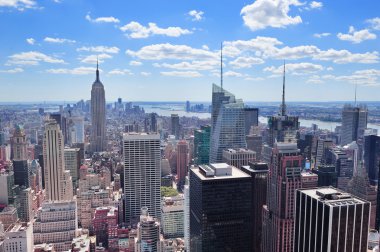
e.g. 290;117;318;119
267;63;299;147
171;114;180;139
136;207;160;252
262;142;303;252
43;120;73;201
341;104;368;145
210;84;246;163
11;125;30;187
294;187;370;252
194;125;210;165
190;163;252;251
90;62;106;152
123;133;161;224
222;148;256;168
176;140;189;187
244;107;259;135
364;134;380;185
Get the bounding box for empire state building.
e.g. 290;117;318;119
91;62;106;152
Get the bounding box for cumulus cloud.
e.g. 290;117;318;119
7;51;65;65
367;17;380;30
309;1;323;9
85;13;120;23
313;33;330;38
337;26;376;44
0;67;24;73
129;61;142;66
314;49;378;63
188;10;204;21
77;46;120;54
306;75;324;84
241;0;303;31
120;21;192;38
108;69;133;75
264;62;324;75
126;43;217;60
153;60;219;71
224;71;246;77
320;70;380;86
141;72;151;76
80;53;112;64
229;56;264;68
26;38;35;45
46;67;99;75
44;37;76;44
161;71;202;78
0;0;37;10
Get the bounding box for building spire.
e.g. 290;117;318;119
280;60;286;116
96;56;100;82
220;42;223;90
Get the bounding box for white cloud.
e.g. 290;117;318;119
0;0;37;9
313;32;330;38
241;0;303;31
321;71;380;86
0;67;24;73
85;13;120;23
188;10;204;21
224;71;246;77
7;51;65;65
129;61;142;66
44;37;76;44
229;56;264;68
108;69;133;75
309;1;323;9
161;71;202;78
46;67;99;75
244;77;265;81
337;26;376;44
306;76;324;84
77;46;120;54
326;67;333;71
126;43;217;60
141;72;151;76
367;17;380;30
264;62;324;75
80;53;112;64
26;38;35;45
314;49;378;63
120;21;192;38
153;60;219;71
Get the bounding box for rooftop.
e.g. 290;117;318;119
299;187;368;206
123;132;160;140
192;163;250;181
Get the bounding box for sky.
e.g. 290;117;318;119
0;0;379;102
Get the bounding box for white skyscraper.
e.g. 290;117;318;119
123;133;161;224
43;120;73;201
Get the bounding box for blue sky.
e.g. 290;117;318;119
0;0;379;102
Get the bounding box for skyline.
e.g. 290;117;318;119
1;0;380;102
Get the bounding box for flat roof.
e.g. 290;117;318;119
123;132;160;140
191;165;250;181
299;187;368;206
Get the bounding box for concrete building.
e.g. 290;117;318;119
222;148;256;168
161;195;184;239
92;206;118;248
43;120;73;201
294;187;370;252
123;133;161;224
190;163;252;251
64;148;81;190
170;114;180;140
91;63;106;153
18;187;34;223
210;84;246;163
315;139;333;167
244;107;259;135
11;125;30;188
183;177;190;252
1;222;34;252
246;134;263;161
33;200;78;251
136;207;160;252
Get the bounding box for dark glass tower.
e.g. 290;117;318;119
190;163;252;251
364;134;380;185
193;125;211;165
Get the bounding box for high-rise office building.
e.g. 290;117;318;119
176;140;188;187
364;134;380;185
325;147;353;190
66;116;85;144
194;125;210;165
18;187;34;222
210;84;246;163
246;134;263;161
135;207;160;252
1;222;34;252
267;64;299;147
262;142;303;252
241;162;268;252
43;120;73;201
183;177;190;252
294;187;370;252
315;139;333;167
222;148;256;168
244;107;259;135
190;163;252;251
90;62;106;152
313;165;338;187
11;125;30;188
171;114;180;139
341;104;368;145
123;133;161;224
150;113;157;133
64;148;81;190
161;195;184;238
50;113;67;144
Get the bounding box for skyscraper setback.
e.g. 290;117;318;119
91;62;106;152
